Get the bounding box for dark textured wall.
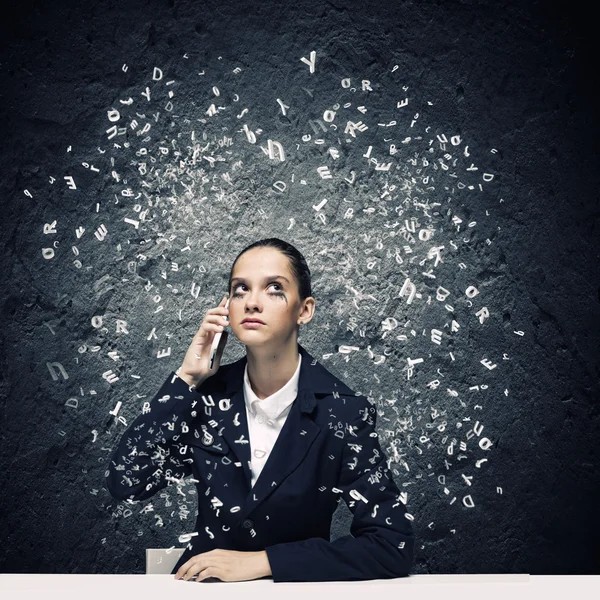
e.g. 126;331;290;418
1;0;598;576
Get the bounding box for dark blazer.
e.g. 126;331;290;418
105;343;415;582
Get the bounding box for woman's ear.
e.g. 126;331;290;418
298;297;316;325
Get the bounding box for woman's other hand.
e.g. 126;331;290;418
174;549;272;582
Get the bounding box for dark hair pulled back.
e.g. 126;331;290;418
227;238;312;301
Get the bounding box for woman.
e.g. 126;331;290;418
106;238;415;583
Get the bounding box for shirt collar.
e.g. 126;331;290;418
221;343;356;414
243;352;302;420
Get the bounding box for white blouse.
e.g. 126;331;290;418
243;352;302;488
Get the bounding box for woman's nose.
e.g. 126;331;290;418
244;293;262;307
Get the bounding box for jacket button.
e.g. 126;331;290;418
242;519;254;529
201;432;214;446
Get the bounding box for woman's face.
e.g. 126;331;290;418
228;247;308;347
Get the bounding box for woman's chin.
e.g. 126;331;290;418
238;333;273;348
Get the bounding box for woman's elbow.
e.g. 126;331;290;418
105;470;140;503
378;531;415;578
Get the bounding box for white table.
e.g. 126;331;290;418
1;574;598;600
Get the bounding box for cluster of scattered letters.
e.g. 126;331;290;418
34;50;516;543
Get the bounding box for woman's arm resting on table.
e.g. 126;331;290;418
265;398;415;582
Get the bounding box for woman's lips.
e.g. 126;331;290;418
241;321;264;328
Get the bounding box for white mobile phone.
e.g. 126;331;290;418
209;296;230;370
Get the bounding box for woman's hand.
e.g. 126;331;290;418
174;549;272;582
177;294;230;387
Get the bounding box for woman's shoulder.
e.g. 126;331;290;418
316;389;373;420
306;360;373;418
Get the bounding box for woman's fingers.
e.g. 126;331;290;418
208;315;228;326
198;313;227;335
180;294;229;381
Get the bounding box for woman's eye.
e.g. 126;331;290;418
232;283;283;294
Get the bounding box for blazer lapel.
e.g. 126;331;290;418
217;386;253;489
240;388;321;519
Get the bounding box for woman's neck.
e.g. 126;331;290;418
245;341;300;400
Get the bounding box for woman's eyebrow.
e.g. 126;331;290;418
231;275;290;284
